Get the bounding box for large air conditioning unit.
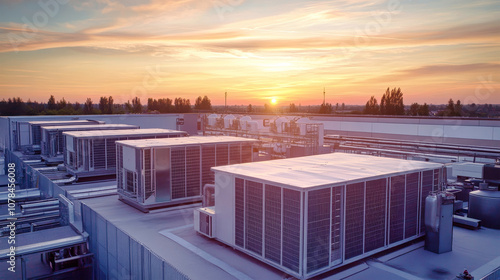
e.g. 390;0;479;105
41;124;139;163
194;207;215;238
64;129;188;178
26;120;104;151
201;153;445;279
115;136;257;212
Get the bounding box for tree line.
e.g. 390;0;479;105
0;95;211;116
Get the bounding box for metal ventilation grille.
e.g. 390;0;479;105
144;149;153;200
126;170;135;193
389;175;405;244
433;168;440;189
117;145;123;190
202;145;216;187
88;140;93;170
216;144;228;166
199;212;212;237
364;178;387;253
420;170;433;234
186;146;201;197
230;144;241;164
171;147;186;199
235;178;245;248
57;130;64;154
93;139;106;169
331;186;342;264
264;184;281;264
106;138;118;168
282;188;301;273
307;188;330;273
241;144;252;163
405;172;419;238
245;180;263;255
344;182;364;260
32;125;42;145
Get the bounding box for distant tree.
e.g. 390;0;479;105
56;97;67;110
158;98;173;113
419;103;429;116
174;98;191;113
83;98;93;114
341;103;345;111
125;101;133;113
99;97;109;114
409;103;420;116
289;103;298;113
380;87;404;115
336;103;339;111
247;104;253;113
441;99;462;116
74;102;81;111
319;103;333;114
363;96;379;115
47;95;56;110
107;96;114;114
194;95;212;110
132;97;142;113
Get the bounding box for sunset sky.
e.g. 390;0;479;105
0;0;499;105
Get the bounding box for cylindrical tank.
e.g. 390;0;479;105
296;117;310;135
469;190;500;229
240;116;252;130
274;117;289;133
207;114;219;126
223;114;235;128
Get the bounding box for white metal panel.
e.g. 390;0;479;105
417;124;444;138
493;127;500;141
444;126;493;140
66;135;74;152
320;120;341;131
340;122;373;133
451;162;484;178
122;146;136;171
372;123;418;136
214;172;235;245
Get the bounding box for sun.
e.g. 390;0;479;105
271;98;277;104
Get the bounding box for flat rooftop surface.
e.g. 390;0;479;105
41;124;138;131
213;153;443;189
82;194;500;280
117;135;258;148
28;120;99;125
63;128;186;138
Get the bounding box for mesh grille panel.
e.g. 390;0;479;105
235;178;245;248
186;146;201;197
389;175;405;244
264;184;281;264
345;182;364;259
364;179;386;253
282;189;301;273
307;188;330;273
405;172;419;238
171;148;186;199
245;180;263;255
331;186;342;263
202;145;216;187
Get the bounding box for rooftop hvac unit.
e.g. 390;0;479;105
27;120;104;150
115;136;257;212
64;128;187;178
194;207;215;238
41;124;139;161
204;153;445;279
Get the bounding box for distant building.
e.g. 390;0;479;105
195;153;444;279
